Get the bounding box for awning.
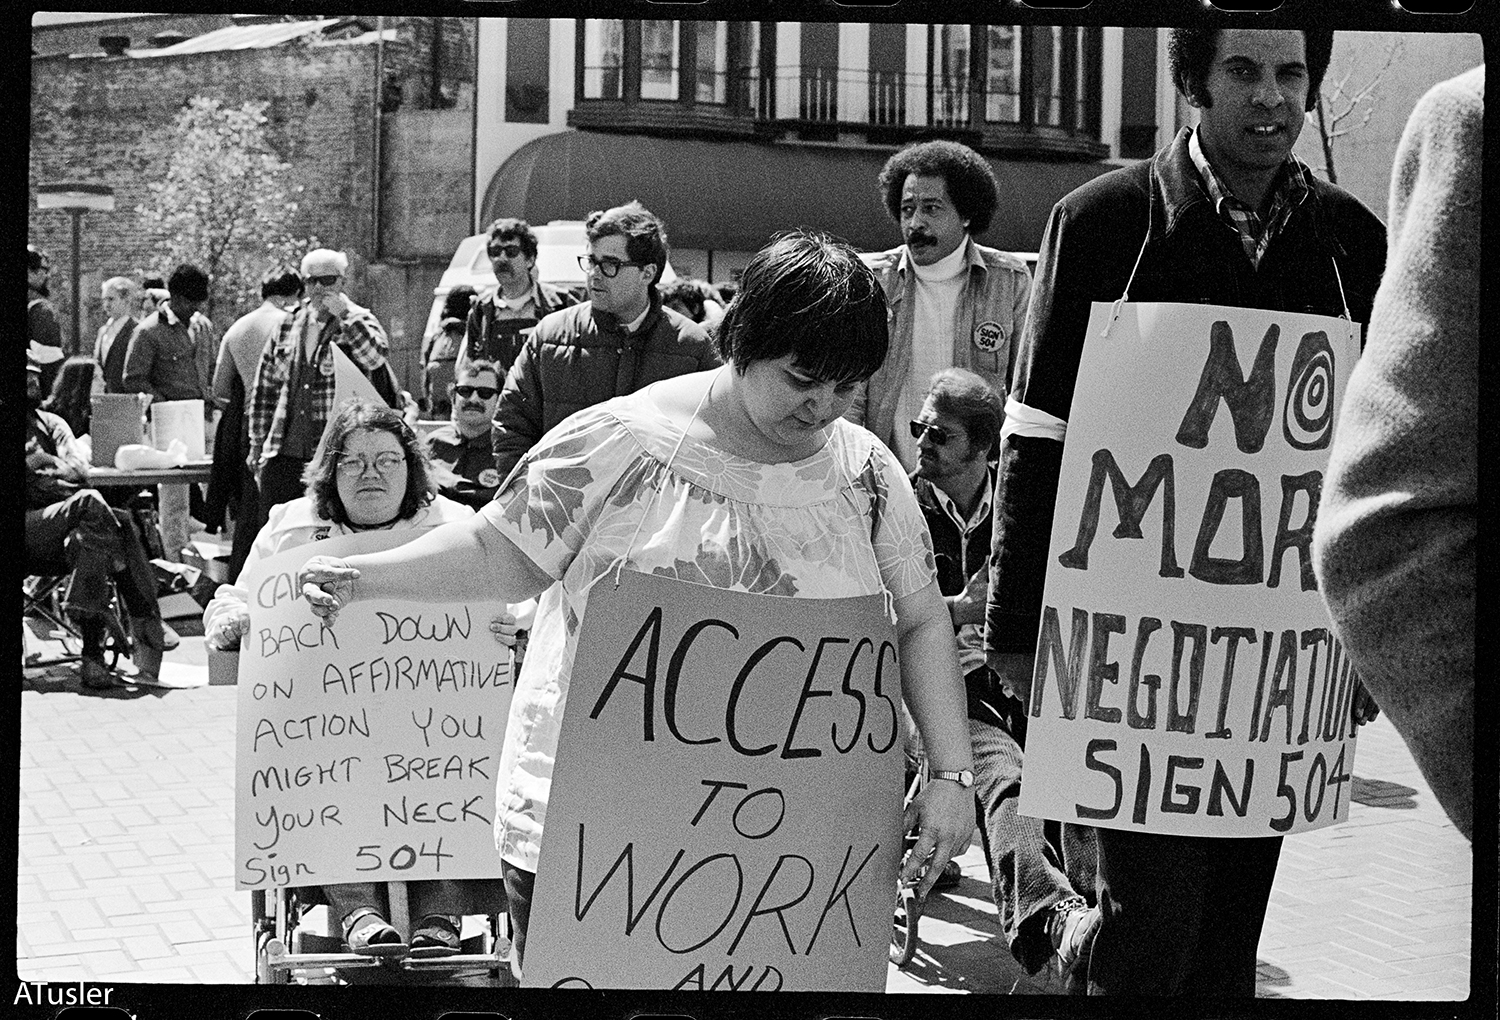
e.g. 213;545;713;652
481;132;1116;256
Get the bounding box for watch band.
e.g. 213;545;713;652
931;768;975;789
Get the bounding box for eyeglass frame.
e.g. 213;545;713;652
487;242;527;259
577;253;649;279
909;419;959;447
453;384;499;400
335;451;407;476
304;273;343;288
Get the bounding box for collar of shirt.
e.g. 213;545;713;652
910;236;971;283
930;472;993;535
1188;127;1312;267
493;277;540;313
621;303;651;334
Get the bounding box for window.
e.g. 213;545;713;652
641;20;679;100
505;18;550;124
868;21;906;126
935;24;970;126
985;24;1020;123
582;19;623;100
695;21;728;103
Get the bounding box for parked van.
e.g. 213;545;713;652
423;219;677;342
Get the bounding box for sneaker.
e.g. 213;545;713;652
1051;901;1101;992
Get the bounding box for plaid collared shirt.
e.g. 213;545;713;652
247;299;389;468
1189;127;1314;269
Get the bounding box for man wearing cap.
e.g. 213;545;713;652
457;218;577;377
28;244;65;392
850;140;1032;473
248;248;394;508
122;263;218;405
25;352;168;689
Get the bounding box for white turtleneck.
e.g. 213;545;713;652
893;239;970;470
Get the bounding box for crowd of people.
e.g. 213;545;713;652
24;26;1476;996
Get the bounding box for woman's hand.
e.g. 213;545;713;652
208;604;251;651
296;555;361;624
901;776;975;902
489;609;519;648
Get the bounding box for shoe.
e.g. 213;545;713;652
932;858;963;892
1051;900;1101;993
344;911;408;958
409;914;462;958
80;657;116;690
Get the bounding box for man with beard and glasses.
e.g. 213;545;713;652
909;368;1101;993
850;141;1031;473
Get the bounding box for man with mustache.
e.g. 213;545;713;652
426;359;505;509
851;141;1031;473
456;217;577;377
984;28;1387;995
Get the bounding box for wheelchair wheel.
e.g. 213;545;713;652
889;885;921;967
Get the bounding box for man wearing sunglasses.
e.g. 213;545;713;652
248;248;397;510
851;141;1032;474
457;218;577;376
426;360;505;510
490;201;718;478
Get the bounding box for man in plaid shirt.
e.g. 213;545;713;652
247;248;392;510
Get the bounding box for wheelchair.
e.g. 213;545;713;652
252;880;515;986
22;569;132;672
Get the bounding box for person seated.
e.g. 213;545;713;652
909;368;1100;992
204;400;512;958
425;359;504;509
24;354;166;689
43;354;106;447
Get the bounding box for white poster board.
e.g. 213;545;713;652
1018;302;1363;838
234;529;514;890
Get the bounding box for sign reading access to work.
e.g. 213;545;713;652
1017;302;1364;838
523;571;904;992
234;530;514;890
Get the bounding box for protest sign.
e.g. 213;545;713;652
234;529;514;890
523;570;904;991
1018;302;1363;838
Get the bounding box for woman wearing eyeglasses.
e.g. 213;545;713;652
204;400;509;959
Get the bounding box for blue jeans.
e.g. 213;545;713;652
968;673;1099;975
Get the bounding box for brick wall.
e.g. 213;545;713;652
28;18;476;359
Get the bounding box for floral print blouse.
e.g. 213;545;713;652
480;387;937;872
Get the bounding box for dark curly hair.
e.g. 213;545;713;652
486;217;539;261
713;230;887;385
303;401;436;527
1169;28;1333;113
877;140;999;235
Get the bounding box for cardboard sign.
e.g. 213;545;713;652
524;570;904;991
1018;302;1363;838
234;529;514;890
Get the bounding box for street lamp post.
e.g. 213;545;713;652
36;182;116;355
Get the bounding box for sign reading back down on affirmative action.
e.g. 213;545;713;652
234;530;514;890
1018;302;1364;838
524;571;904;992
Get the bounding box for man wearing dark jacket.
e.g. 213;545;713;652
457;217;578;377
984;28;1386;996
491;202;718;478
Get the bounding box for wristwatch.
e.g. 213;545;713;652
931;769;975;789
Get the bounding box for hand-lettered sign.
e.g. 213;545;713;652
1018;302;1363;838
524;570;904;991
234;530;514;890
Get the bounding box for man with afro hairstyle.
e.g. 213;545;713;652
849;140;1031;473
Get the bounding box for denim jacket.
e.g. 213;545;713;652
851;238;1030;460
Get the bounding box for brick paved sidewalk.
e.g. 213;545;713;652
18;649;1474;997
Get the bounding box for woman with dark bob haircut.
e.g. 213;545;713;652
294;230;979;984
203;399;501;959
